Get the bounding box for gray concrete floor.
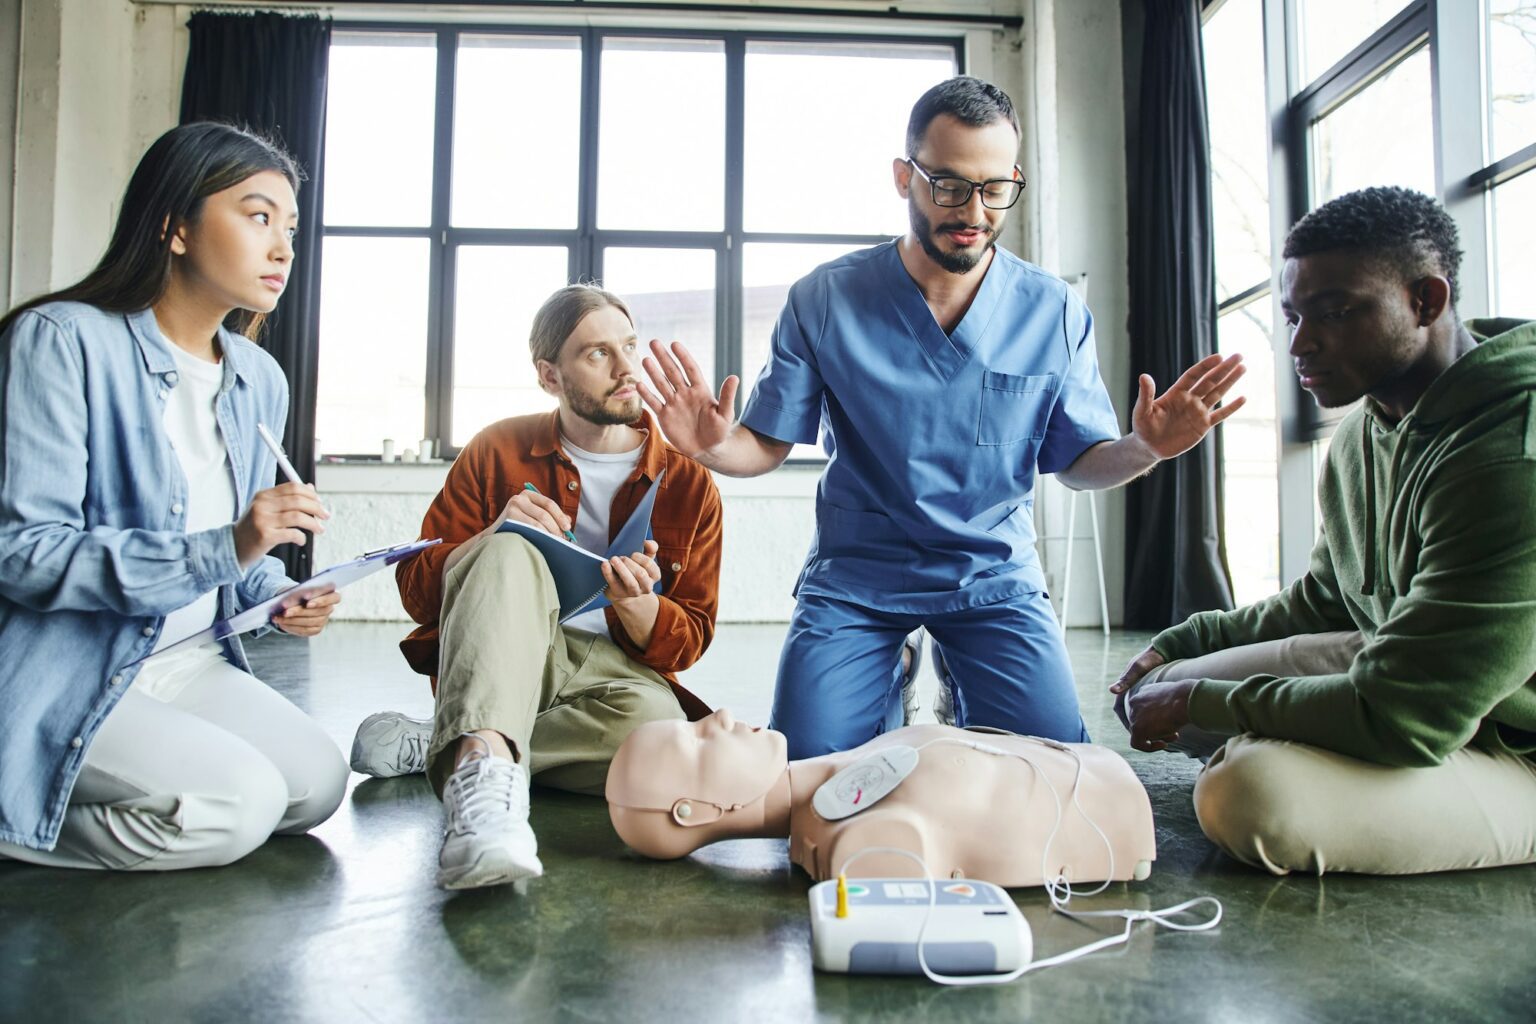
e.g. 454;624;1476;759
3;622;1533;1023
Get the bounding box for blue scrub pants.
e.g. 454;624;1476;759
767;591;1090;759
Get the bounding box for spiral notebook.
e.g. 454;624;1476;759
495;470;664;623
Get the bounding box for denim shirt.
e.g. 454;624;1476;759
0;302;295;850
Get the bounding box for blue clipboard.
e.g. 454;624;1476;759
496;470;664;623
133;537;442;663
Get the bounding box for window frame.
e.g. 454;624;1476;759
1202;0;1533;583
320;23;962;460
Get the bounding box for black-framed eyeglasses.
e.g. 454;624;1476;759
905;158;1026;210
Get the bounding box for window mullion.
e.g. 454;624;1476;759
577;27;602;282
426;27;458;453
723;34;746;403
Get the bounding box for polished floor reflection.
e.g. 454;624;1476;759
3;623;1532;1022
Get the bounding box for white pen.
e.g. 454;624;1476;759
255;422;305;485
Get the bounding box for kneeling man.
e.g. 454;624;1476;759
395;284;723;889
1115;187;1536;876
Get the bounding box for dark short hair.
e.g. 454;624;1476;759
905;76;1020;158
529;283;633;365
1283;186;1464;306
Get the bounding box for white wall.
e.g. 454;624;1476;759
0;0;19;313
4;0;1135;626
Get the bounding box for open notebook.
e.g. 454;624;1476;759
496;470;664;623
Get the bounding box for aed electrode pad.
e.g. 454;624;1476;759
811;745;921;821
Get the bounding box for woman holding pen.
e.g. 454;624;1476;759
0;123;348;869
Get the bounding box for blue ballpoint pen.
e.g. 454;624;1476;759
523;482;578;543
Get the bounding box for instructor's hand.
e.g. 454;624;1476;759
640;340;739;458
235;483;329;569
1131;353;1247;460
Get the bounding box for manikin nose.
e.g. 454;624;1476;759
714;709;736;730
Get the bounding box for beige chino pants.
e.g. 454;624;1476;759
1139;633;1536;876
427;534;684;798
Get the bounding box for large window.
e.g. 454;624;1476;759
1204;0;1280;602
1202;0;1536;587
316;28;957;458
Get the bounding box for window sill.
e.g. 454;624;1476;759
315;458;824;497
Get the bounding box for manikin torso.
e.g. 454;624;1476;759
606;713;1157;888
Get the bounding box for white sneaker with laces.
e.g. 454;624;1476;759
437;739;543;890
350;711;433;778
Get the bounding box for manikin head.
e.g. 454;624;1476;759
606;709;789;858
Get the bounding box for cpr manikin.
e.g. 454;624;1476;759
605;709;1157;887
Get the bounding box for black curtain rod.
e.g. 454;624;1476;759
310;1;1022;30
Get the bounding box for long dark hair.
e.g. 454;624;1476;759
0;121;302;339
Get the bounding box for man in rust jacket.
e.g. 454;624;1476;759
366;283;722;891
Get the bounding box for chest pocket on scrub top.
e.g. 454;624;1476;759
976;371;1056;446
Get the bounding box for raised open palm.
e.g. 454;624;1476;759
1131;352;1247;459
639;339;741;457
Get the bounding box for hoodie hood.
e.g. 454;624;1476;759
1356;319;1536;597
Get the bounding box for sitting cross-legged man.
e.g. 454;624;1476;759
1113;187;1536;877
367;284;722;890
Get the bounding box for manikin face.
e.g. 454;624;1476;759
894;114;1021;275
170;169;297;314
607;709;788;813
540;305;645;426
1280;249;1435;409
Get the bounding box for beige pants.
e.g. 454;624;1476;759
428;534;684;798
1141;633;1536;876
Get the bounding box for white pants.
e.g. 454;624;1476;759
0;645;347;871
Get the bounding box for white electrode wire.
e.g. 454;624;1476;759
841;736;1223;987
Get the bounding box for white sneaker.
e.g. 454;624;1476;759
350;711;432;778
437;742;543;890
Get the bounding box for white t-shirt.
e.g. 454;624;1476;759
149;344;238;657
560;434;644;638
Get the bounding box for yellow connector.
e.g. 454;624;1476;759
836;873;849;918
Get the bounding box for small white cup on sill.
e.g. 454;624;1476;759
419;438;436;461
381;438;396;463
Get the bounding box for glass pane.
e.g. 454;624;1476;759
1216;301;1280;605
324;34;437;228
1492;170;1536;316
452;36;582;229
451;246;571;446
600;248;717;389
744;41;956;235
599;39;725;231
1489;0;1536;161
1297;0;1407;85
742;242;867;460
316;237;430;455
1310;48;1435;206
1203;0;1272;302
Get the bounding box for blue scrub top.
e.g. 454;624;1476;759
740;241;1122;614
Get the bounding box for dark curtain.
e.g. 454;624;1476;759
180;11;330;580
1122;0;1234;629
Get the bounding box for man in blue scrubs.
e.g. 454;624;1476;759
640;76;1245;758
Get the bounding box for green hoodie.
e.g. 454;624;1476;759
1153;318;1536;767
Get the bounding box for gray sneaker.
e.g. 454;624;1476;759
350;711;432;778
899;628;926;725
931;639;956;728
438;738;543;890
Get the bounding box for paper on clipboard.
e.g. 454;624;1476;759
133;537;442;664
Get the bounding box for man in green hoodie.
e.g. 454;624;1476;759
1112;186;1536;876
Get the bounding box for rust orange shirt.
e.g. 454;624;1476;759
396;410;721;719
